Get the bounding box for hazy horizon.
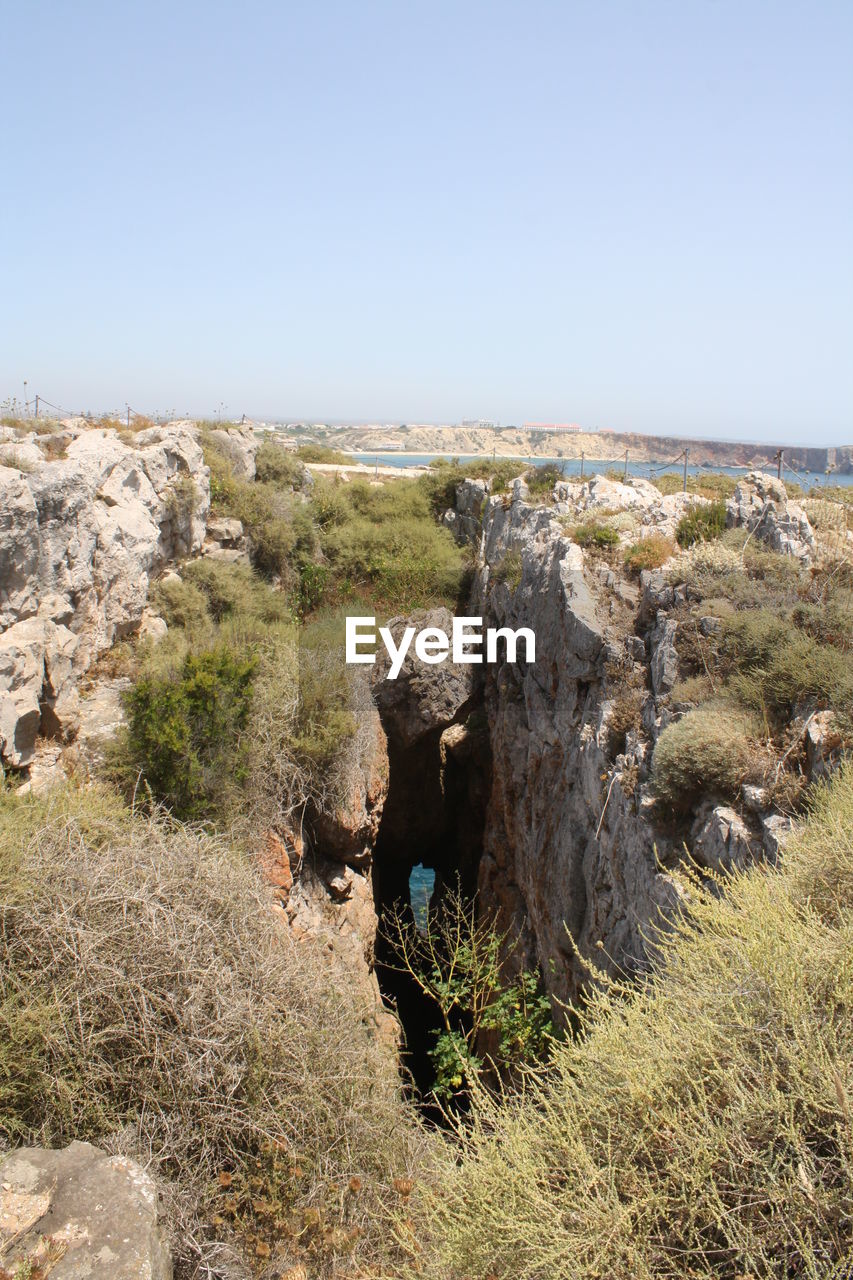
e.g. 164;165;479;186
3;1;851;446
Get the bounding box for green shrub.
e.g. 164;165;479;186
525;462;563;499
652;471;738;499
122;645;257;819
148;576;212;634
0;785;419;1277
419;459;522;516
181;558;290;624
675;499;727;547
254;439;306;487
651;701;758;808
721;611;853;723
623;533;675;573
320;480;466;610
163;475;198;524
571;521;620;549
404;765;853;1280
295;442;350;464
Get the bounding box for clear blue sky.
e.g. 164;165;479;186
2;0;851;444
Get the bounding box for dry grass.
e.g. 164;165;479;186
402;765;853;1280
0;785;423;1278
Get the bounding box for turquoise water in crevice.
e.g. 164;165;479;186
409;864;435;929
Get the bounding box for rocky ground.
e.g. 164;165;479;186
1;423;849;1275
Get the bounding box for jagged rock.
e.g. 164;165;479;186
326;865;355;900
206;424;259;480
762;812;792;860
805;710;843;780
726;471;815;562
0;1140;172;1279
445;477;489;543
649;615;679;695
0;467;40;628
0;618;45;766
41;622;80;740
372;608;478;749
258;830;295;903
311;701;388;867
0;423;210;767
692;804;755;872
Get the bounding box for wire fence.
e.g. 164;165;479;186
3;397;849;490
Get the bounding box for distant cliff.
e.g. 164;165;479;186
325;423;852;473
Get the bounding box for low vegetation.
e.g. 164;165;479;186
651;700;760;809
675;498;728;547
383;888;555;1105
570;520;620;550
652;470;738;499
403;765;853;1279
0;785;422;1278
623;532;675;573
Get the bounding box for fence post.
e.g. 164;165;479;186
34;395;39;419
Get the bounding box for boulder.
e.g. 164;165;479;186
372;608;478;749
692;804;755;872
726;471;815;562
206;516;244;545
205;425;259;480
0;1140;172;1279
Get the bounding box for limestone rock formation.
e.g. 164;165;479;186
372;607;478;749
726;471;815;562
204;423;259;479
0;422;210;769
0;1140;172;1279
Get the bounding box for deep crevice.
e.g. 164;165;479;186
372;694;491;1103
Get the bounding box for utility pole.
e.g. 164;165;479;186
683;448;689;494
580;449;585;479
776;449;783;480
127;406;131;429
623;448;629;480
34;395;39;419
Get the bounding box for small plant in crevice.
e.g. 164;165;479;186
382;887;555;1106
570;521;620;551
491;549;523;593
675;498;727;547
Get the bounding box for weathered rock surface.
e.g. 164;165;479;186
311;700;389;867
372;607;478;748
691;803;755;872
0;1140;172;1279
445;477;784;1005
205;424;259;480
0;422;210;768
726;471;815;562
